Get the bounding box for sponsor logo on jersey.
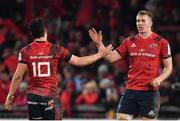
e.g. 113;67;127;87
149;43;158;48
30;55;53;59
130;52;155;57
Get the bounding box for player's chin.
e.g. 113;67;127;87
137;28;145;32
138;29;143;33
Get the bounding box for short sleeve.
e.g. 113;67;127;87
160;39;171;59
18;48;28;64
116;39;128;58
58;45;72;62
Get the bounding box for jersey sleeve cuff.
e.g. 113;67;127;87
18;61;27;64
161;55;171;59
115;49;123;57
64;54;72;62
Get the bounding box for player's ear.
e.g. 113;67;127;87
150;20;153;27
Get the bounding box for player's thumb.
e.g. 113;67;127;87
99;31;102;41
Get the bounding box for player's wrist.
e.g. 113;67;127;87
7;94;14;100
97;52;103;58
98;42;105;48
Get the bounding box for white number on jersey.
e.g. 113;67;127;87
32;62;50;77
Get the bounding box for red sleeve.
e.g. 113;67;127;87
160;39;171;59
57;45;72;62
116;38;128;58
18;47;28;64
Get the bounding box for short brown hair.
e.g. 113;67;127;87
137;10;153;21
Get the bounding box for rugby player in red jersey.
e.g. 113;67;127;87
89;10;172;120
4;18;113;120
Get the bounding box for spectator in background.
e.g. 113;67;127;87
14;81;27;106
97;63;109;80
76;81;99;105
60;81;74;118
2;47;18;74
0;71;11;104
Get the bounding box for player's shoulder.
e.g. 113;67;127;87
152;33;169;43
50;43;64;51
20;41;39;53
123;34;138;43
49;43;68;55
20;43;33;53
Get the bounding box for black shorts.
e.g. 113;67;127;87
27;93;62;120
117;89;160;119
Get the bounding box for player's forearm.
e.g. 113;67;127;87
157;66;172;83
8;74;23;96
95;43;121;63
78;53;102;66
103;52;114;62
103;50;122;63
95;42;105;49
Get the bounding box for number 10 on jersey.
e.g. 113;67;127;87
32;62;50;77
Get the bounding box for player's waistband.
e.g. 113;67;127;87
27;101;47;105
27;93;59;105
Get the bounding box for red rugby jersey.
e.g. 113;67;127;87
18;41;72;98
116;32;171;90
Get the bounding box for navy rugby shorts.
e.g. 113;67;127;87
27;93;62;120
117;89;160;119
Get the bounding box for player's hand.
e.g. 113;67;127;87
149;78;161;88
4;98;13;111
88;28;103;47
98;44;113;57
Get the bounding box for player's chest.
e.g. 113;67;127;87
127;41;160;58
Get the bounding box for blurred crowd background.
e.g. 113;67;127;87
0;0;180;119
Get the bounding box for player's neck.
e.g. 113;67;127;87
34;37;47;42
139;31;152;39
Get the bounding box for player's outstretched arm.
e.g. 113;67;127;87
88;28;121;63
68;44;113;67
4;63;27;111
